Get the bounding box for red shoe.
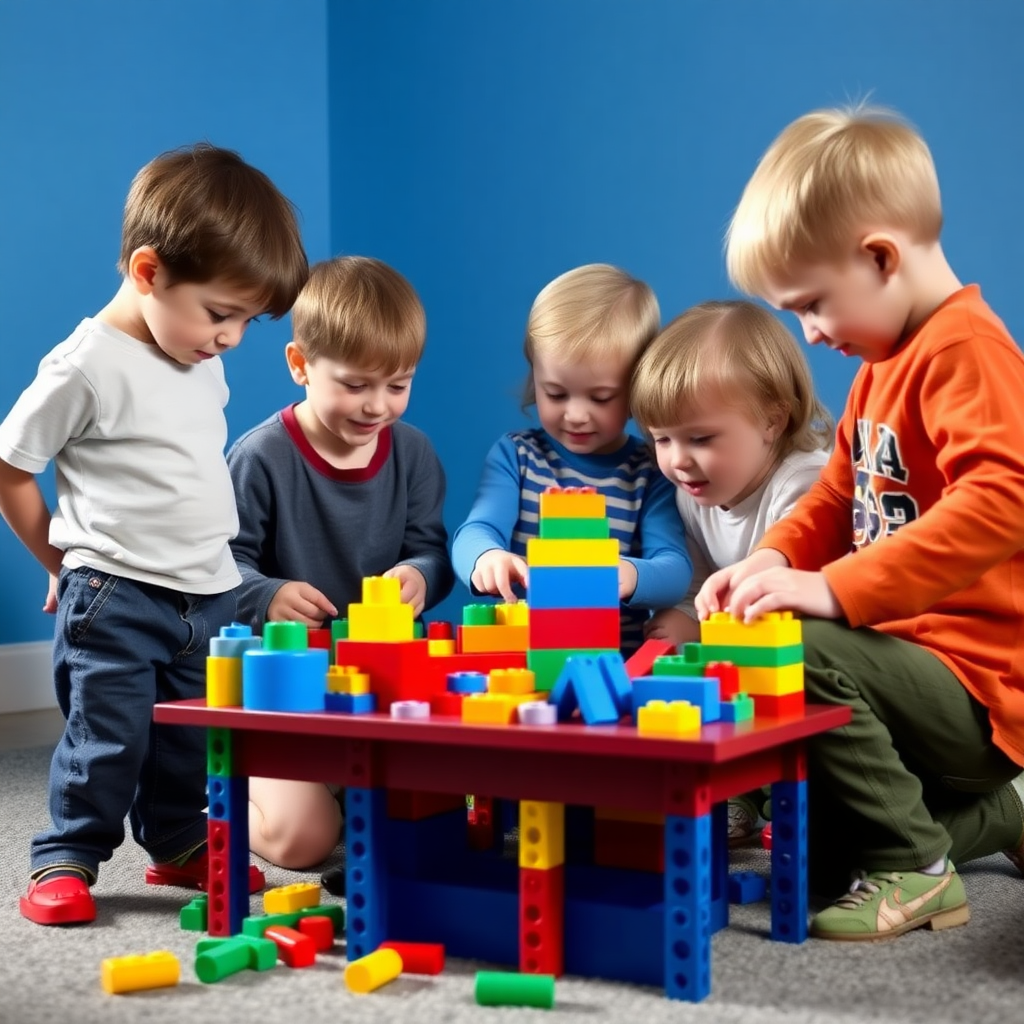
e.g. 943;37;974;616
20;875;97;926
145;851;265;893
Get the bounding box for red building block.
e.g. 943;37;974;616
430;692;465;717
624;638;676;679
297;915;335;952
308;628;332;653
379;941;445;974
520;866;564;976
265;924;317;967
752;691;805;718
334;639;434;710
704;661;740;700
528;608;621;651
428;621;454;640
467;795;495;851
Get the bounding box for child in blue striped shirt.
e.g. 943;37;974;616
452;264;691;653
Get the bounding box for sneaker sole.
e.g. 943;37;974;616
19;894;97;926
811;902;971;941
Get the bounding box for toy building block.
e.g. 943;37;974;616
349;602;415;642
462;691;535;725
391;699;430;720
345;787;388;959
345;947;404;993
428;639;456;655
475;971;556;1009
521;865;564;976
379;941;445;974
428;621;454;639
209;623;263;659
737;662;804;696
263;620;310;650
633;673;720;724
700;610;802;648
528;646;614;692
100;951;180;994
206;656;242;707
242;647;329;712
327;665;370;694
526;537;620;567
308;626;332;652
430;692;464;716
331;618;349;645
241;902;345;938
549;656;621;725
463;603;497;626
207;728;232;777
694;641;804;667
180;895;208;931
720;692;754;723
539;485;605;520
325;691;377;714
519;701;557;725
527;566;619;610
728;871;767;905
624;637;676;679
334;638;435;710
194;934;278;983
207;774;247;822
752;691;806;718
528;607;620;650
264;924;316;967
488;668;536;694
539;515;610;539
496;602;529;626
519;801;565;869
458;623;530;653
467;794;496;850
664;812;712;1001
447;671;488;693
704;660;740;700
637;700;701;737
264;882;321;914
297;914;336;952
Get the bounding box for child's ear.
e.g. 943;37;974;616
860;233;901;281
764;403;788;443
127;246;161;294
285;341;309;386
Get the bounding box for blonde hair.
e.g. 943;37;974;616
726;105;942;296
631;300;833;458
522;264;660;406
291;256;426;372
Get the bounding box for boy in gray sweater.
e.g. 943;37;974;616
228;256;453;870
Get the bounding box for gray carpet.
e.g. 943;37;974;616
1;743;1021;1024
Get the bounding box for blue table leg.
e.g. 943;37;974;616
664;813;712;1001
345;787;388;959
769;778;808;942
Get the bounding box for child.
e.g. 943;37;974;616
0;143;308;925
452;263;691;653
631;299;831;843
228;255;454;870
699;105;1024;939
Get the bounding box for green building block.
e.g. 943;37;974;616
685;641;804;667
242;902;344;937
652;653;707;677
414;620;424;639
463;603;497;626
728;692;755;722
475;971;555;1008
180;895;208;931
207;728;232;777
331;618;349;646
195;934;277;982
539;516;610;539
262;621;308;651
526;648;615;692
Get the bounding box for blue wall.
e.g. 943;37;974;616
329;0;1024;626
1;0;1022;643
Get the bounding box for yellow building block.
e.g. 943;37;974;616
526;537;619;567
327;664;370;694
206;656;242;707
487;668;536;694
737;662;804;695
348;603;414;641
428;638;456;656
637;699;702;737
460;624;529;653
263;882;321;914
461;692;535;725
519;800;565;868
361;575;402;605
594;806;665;825
495;602;529;626
101;951;180;994
344;948;403;994
700;611;802;648
538;488;606;519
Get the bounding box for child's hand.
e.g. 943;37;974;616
43;573;58;614
267;581;338;627
695;549;790;619
383;564;428;617
471;549;528;604
618;559;639;602
644;608;700;645
727;567;842;624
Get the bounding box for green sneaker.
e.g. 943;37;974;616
810;863;970;941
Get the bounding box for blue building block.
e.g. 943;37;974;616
770;779;808;943
595;652;633;716
242;648;328;712
346;787;388;959
728;870;767;904
720;694;754;723
632;675;721;724
207;774;248;822
325;691;377;714
447;671;488;694
554;657;620;725
548;662;579;722
527;565;619;610
664;814;712;1002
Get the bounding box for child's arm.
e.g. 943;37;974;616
452;436;528;603
386;436;454;617
0;459;63;611
623;470;693;608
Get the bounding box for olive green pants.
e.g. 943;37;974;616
800;619;1023;894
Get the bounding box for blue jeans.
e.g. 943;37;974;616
31;567;236;881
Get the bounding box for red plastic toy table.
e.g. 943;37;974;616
153;699;850;1000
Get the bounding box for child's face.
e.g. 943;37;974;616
649;400;782;510
763;244;910;363
287;346;414;458
532;352;631;456
142;265;265;366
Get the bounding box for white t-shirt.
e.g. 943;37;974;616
676;447;829;616
0;318;240;594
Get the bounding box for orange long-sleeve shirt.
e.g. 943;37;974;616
759;286;1024;765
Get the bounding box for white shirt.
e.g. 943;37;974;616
676;448;829;616
0;319;240;593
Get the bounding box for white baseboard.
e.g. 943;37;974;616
0;641;55;714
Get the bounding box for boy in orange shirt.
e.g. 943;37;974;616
700;106;1024;940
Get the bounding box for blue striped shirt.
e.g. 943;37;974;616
452;429;692;653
